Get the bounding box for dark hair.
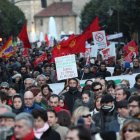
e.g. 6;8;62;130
85;80;93;85
82;90;91;97
47;109;57;117
107;80;116;89
32;108;48;122
68;78;79;85
91;82;102;90
128;95;140;107
13;94;23;101
135;74;140;82
57;110;71;127
82;85;92;92
41;84;52;92
0;91;8;104
49;94;60;101
68;125;91;140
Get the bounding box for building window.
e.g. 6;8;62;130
40;19;43;26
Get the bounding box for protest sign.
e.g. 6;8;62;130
107;33;123;40
93;30;107;49
55;54;78;81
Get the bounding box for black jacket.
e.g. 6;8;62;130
96;70;111;78
41;127;61;140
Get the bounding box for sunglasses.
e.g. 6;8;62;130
1;87;9;90
82;114;91;118
123;128;137;133
94;87;102;92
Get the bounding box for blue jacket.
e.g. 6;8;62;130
24;103;42;113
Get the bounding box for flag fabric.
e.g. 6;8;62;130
33;52;48;67
18;23;31;48
23;48;29;57
68;34;86;54
83;16;101;40
45;34;50;46
100;43;116;60
0;36;15;58
123;40;138;62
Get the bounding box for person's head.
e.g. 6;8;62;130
59;95;65;108
41;84;52;98
24;91;34;107
94;95;102;110
57;110;71;127
8;86;17;97
135;74;140;86
47;109;58;126
99;78;107;93
91;82;103;97
100;62;106;71
12;73;22;83
82;91;90;103
12;95;23;109
14;113;34;139
49;94;60;108
100;94;114;113
36;74;47;87
133;58;139;68
32;108;48;129
85;80;93;86
128;95;140;117
68;78;79;88
117;100;129;118
121;119;140;140
0;82;9;93
66;125;91;140
20;66;27;74
107;80;116;97
0;91;8;104
121;80;130;89
72;106;92;129
0;104;12;114
83;65;90;73
30;87;42;103
44;64;51;73
0;112;15;127
24;78;35;89
115;88;127;102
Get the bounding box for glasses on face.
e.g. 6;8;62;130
123;128;137;133
82;114;91;118
1;87;9;90
94;87;102;92
24;98;33;100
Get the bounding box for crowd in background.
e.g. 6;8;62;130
0;43;140;140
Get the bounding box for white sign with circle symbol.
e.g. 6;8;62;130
93;30;107;49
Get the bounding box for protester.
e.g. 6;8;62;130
32;108;61;140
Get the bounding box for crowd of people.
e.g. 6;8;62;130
0;43;140;140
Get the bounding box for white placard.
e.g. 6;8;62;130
55;55;78;81
93;30;107;49
107;33;123;40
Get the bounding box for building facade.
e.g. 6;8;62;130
9;0;90;39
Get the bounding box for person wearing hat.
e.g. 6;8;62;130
0;82;9;93
92;94;119;132
116;100;129;130
0;111;16;139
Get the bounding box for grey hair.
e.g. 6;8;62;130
15;113;34;128
24;78;35;85
36;74;46;82
0;104;12;112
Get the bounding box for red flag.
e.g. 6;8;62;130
18;23;31;48
45;34;50;46
68;34;86;54
33;52;47;67
23;48;29;57
123;40;138;62
83;17;101;40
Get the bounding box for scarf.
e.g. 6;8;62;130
11;130;35;140
34;123;49;139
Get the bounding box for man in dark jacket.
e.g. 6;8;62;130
92;94;119;132
96;62;111;78
64;78;81;113
131;57;140;74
